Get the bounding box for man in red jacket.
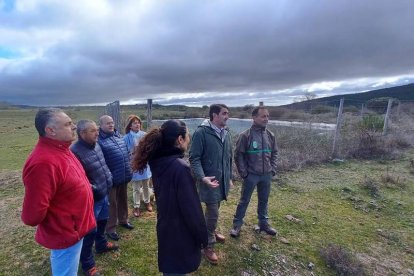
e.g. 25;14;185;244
21;108;96;276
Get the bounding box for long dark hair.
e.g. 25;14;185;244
132;119;187;172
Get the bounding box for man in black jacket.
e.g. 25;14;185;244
71;119;119;276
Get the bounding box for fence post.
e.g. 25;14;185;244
332;98;344;158
382;98;393;135
360;103;365;117
104;100;121;132
146;99;153;130
396;100;401;118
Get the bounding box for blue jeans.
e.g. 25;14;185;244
95;195;109;221
80;196;110;272
50;239;83;276
233;173;272;228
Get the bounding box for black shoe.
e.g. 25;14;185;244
260;224;277;236
230;226;241;238
106;232;120;241
120;222;134;230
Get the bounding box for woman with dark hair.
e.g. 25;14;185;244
132;120;208;276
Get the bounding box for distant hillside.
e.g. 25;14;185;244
284;83;414;109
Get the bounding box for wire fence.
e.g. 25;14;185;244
104;98;414;174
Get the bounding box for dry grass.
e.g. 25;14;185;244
320;244;366;276
1;104;414;275
359;177;381;198
2;152;414;275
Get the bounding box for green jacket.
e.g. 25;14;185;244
189;120;233;204
235;124;278;178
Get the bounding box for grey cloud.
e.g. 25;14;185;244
1;0;414;106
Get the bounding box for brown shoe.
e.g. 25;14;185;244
96;241;119;254
84;266;101;276
133;208;140;217
204;248;218;265
214;231;226;243
145;202;153;212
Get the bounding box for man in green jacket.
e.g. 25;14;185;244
230;106;278;238
189;103;233;265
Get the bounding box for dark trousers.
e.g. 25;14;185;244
95;219;108;251
106;184;129;233
233;173;272;228
80;228;96;272
205;202;220;248
80;220;108;271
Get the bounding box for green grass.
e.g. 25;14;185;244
0;107;413;275
1;155;413;275
0;109;38;170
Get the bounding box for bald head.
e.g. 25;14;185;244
99;115;115;134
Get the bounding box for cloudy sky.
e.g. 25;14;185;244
1;0;414;107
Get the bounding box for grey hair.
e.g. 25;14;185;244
76;119;96;136
35;108;64;137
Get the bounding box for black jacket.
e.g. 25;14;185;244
71;139;113;201
98;129;132;186
149;147;208;274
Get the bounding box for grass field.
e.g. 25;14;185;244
0;107;413;275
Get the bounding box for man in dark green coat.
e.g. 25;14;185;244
189;103;233;265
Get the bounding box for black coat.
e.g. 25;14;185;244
98;129;132;186
71;139;113;201
149;147;208;274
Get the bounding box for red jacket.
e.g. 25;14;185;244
22;137;96;249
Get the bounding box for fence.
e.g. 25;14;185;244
104;100;121;131
102;98;414;172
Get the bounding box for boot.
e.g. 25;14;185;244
203;248;218;265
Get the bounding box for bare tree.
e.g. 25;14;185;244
293;92;317;103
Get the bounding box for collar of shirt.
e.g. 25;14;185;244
209;121;226;141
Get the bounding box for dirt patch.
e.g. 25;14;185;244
0;170;50;275
0;170;25;237
357;243;407;275
0;170;22;187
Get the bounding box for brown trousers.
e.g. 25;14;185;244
106;184;129;233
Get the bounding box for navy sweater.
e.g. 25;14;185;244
71;139;113;201
98;129;132;186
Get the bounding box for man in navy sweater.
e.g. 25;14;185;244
71;119;119;276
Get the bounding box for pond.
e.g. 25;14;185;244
150;118;335;134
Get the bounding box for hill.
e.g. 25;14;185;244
284;83;414;109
